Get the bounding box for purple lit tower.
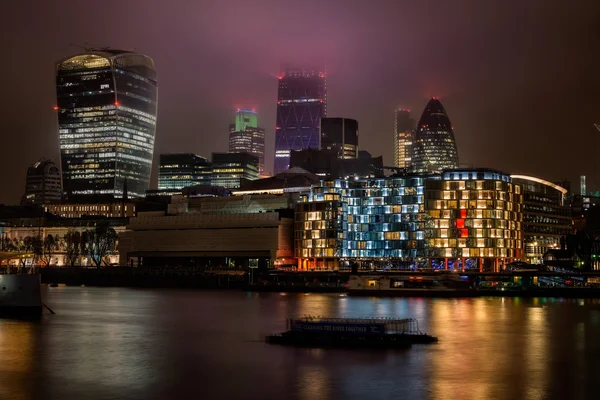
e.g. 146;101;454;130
273;66;327;174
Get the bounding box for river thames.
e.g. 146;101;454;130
1;287;600;400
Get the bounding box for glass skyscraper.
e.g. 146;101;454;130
211;152;259;189
228;110;266;177
274;66;327;174
412;98;459;173
393;109;414;169
55;49;158;199
158;153;212;191
320;117;358;159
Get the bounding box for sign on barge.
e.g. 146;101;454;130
266;316;438;349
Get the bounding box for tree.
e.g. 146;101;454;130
64;230;82;267
83;225;118;267
38;234;57;267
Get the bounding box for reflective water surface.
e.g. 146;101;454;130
1;287;600;400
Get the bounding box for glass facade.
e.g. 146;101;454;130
211;152;259;189
412;98;459;173
158;153;212;191
320;118;358;159
55;50;158;199
296;176;428;261
295;169;525;271
393;109;414;169
511;175;571;264
274;66;327;174
425;170;523;262
228;110;265;176
22;159;62;205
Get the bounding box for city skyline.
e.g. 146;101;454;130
0;0;598;203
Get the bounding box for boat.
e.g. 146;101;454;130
266;316;437;348
347;274;475;297
0;271;43;318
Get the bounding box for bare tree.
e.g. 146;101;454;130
83;225;118;267
38;234;57;267
64;230;82;267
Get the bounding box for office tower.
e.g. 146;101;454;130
274;66;327;174
581;175;586;196
158;154;212;191
211;152;259;189
412;98;459;173
320;117;358;159
393;109;414;169
21;159;62;205
55;49;158;199
228;110;266;177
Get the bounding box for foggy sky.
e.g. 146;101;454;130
0;0;599;204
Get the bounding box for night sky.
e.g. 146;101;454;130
1;0;599;204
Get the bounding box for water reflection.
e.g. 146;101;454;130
2;289;600;400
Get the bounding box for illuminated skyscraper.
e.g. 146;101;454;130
55;49;158;199
228;110;266;176
393;109;414;169
320;117;358;159
274;66;327;174
412;98;459;173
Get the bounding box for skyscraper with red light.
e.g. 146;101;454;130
274;66;327;174
412;98;459;173
55;49;158;199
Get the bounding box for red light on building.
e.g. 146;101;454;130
460;209;467;218
278;76;283;80
114;101;120;106
456;219;465;229
53;106;59;110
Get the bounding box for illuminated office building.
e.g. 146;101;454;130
158;154;212;191
393;109;414;169
511;175;570;264
425;169;523;271
211;152;259;189
274;66;327;174
320;117;358;159
228;110;266;176
412;98;459;173
294;169;524;271
22;159;62;205
55;49;158;199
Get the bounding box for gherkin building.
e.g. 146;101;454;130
412;98;459;173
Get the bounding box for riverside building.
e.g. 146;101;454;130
294;169;524;271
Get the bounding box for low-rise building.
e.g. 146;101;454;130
511;175;571;264
119;194;294;269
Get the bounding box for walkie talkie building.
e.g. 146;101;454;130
55;49;158;199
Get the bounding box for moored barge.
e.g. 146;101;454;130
266;316;437;348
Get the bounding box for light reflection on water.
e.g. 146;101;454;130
1;287;600;400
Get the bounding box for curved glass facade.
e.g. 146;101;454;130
295;169;524;271
412;98;459;173
55;50;158;199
